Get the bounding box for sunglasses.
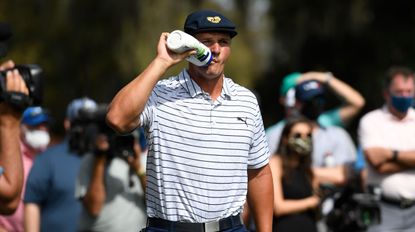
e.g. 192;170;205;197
291;132;312;139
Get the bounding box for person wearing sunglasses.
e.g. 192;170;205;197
270;116;320;232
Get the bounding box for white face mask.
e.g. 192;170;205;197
24;130;50;151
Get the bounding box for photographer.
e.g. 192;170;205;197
0;60;29;215
74;106;146;232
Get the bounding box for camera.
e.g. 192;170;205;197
324;186;381;232
0;64;44;109
68;104;135;158
319;167;381;232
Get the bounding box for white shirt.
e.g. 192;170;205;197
359;106;415;199
140;69;270;222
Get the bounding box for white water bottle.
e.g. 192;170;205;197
166;30;213;66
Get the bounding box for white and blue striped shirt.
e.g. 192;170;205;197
140;69;270;222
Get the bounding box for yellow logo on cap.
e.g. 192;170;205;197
207;16;221;23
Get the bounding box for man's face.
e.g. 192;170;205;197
385;74;415;114
21;123;50;152
296;95;326;121
388;74;415;97
189;32;232;80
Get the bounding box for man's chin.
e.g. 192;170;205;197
205;68;223;79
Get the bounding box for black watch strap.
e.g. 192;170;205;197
391;150;399;162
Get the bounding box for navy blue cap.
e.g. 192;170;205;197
184;10;237;38
295;80;325;102
22;106;49;126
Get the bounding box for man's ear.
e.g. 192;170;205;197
382;89;389;103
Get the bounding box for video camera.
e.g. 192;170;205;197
319;163;381;232
68;104;136;159
0;65;44;109
0;23;43;109
323;185;381;232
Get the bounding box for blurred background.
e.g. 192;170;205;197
1;0;415;140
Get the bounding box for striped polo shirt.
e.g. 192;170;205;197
139;69;270;223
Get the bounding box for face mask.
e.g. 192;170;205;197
24;130;50;151
288;137;312;156
391;95;414;113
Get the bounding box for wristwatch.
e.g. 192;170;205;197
391;150;399;162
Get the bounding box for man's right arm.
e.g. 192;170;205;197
106;32;193;134
0;60;29;214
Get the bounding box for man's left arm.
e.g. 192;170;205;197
366;148;415;173
247;164;273;232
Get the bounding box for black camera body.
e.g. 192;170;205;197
68;105;135;158
0;64;43;109
323;184;381;232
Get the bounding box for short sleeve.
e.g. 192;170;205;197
318;108;343;128
24;154;52;204
265;121;285;155
248;105;270;169
358;112;380;149
139;87;159;128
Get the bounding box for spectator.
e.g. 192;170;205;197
296;80;358;232
24;97;98;232
75;119;147;231
358;66;415;231
106;9;273;232
288;80;357;186
270;117;320;232
266;71;365;154
0;106;50;231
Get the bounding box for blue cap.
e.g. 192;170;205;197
295;80;325;102
66;97;98;121
22;106;49;126
184;10;237;38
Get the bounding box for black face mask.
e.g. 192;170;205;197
301;96;326;121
